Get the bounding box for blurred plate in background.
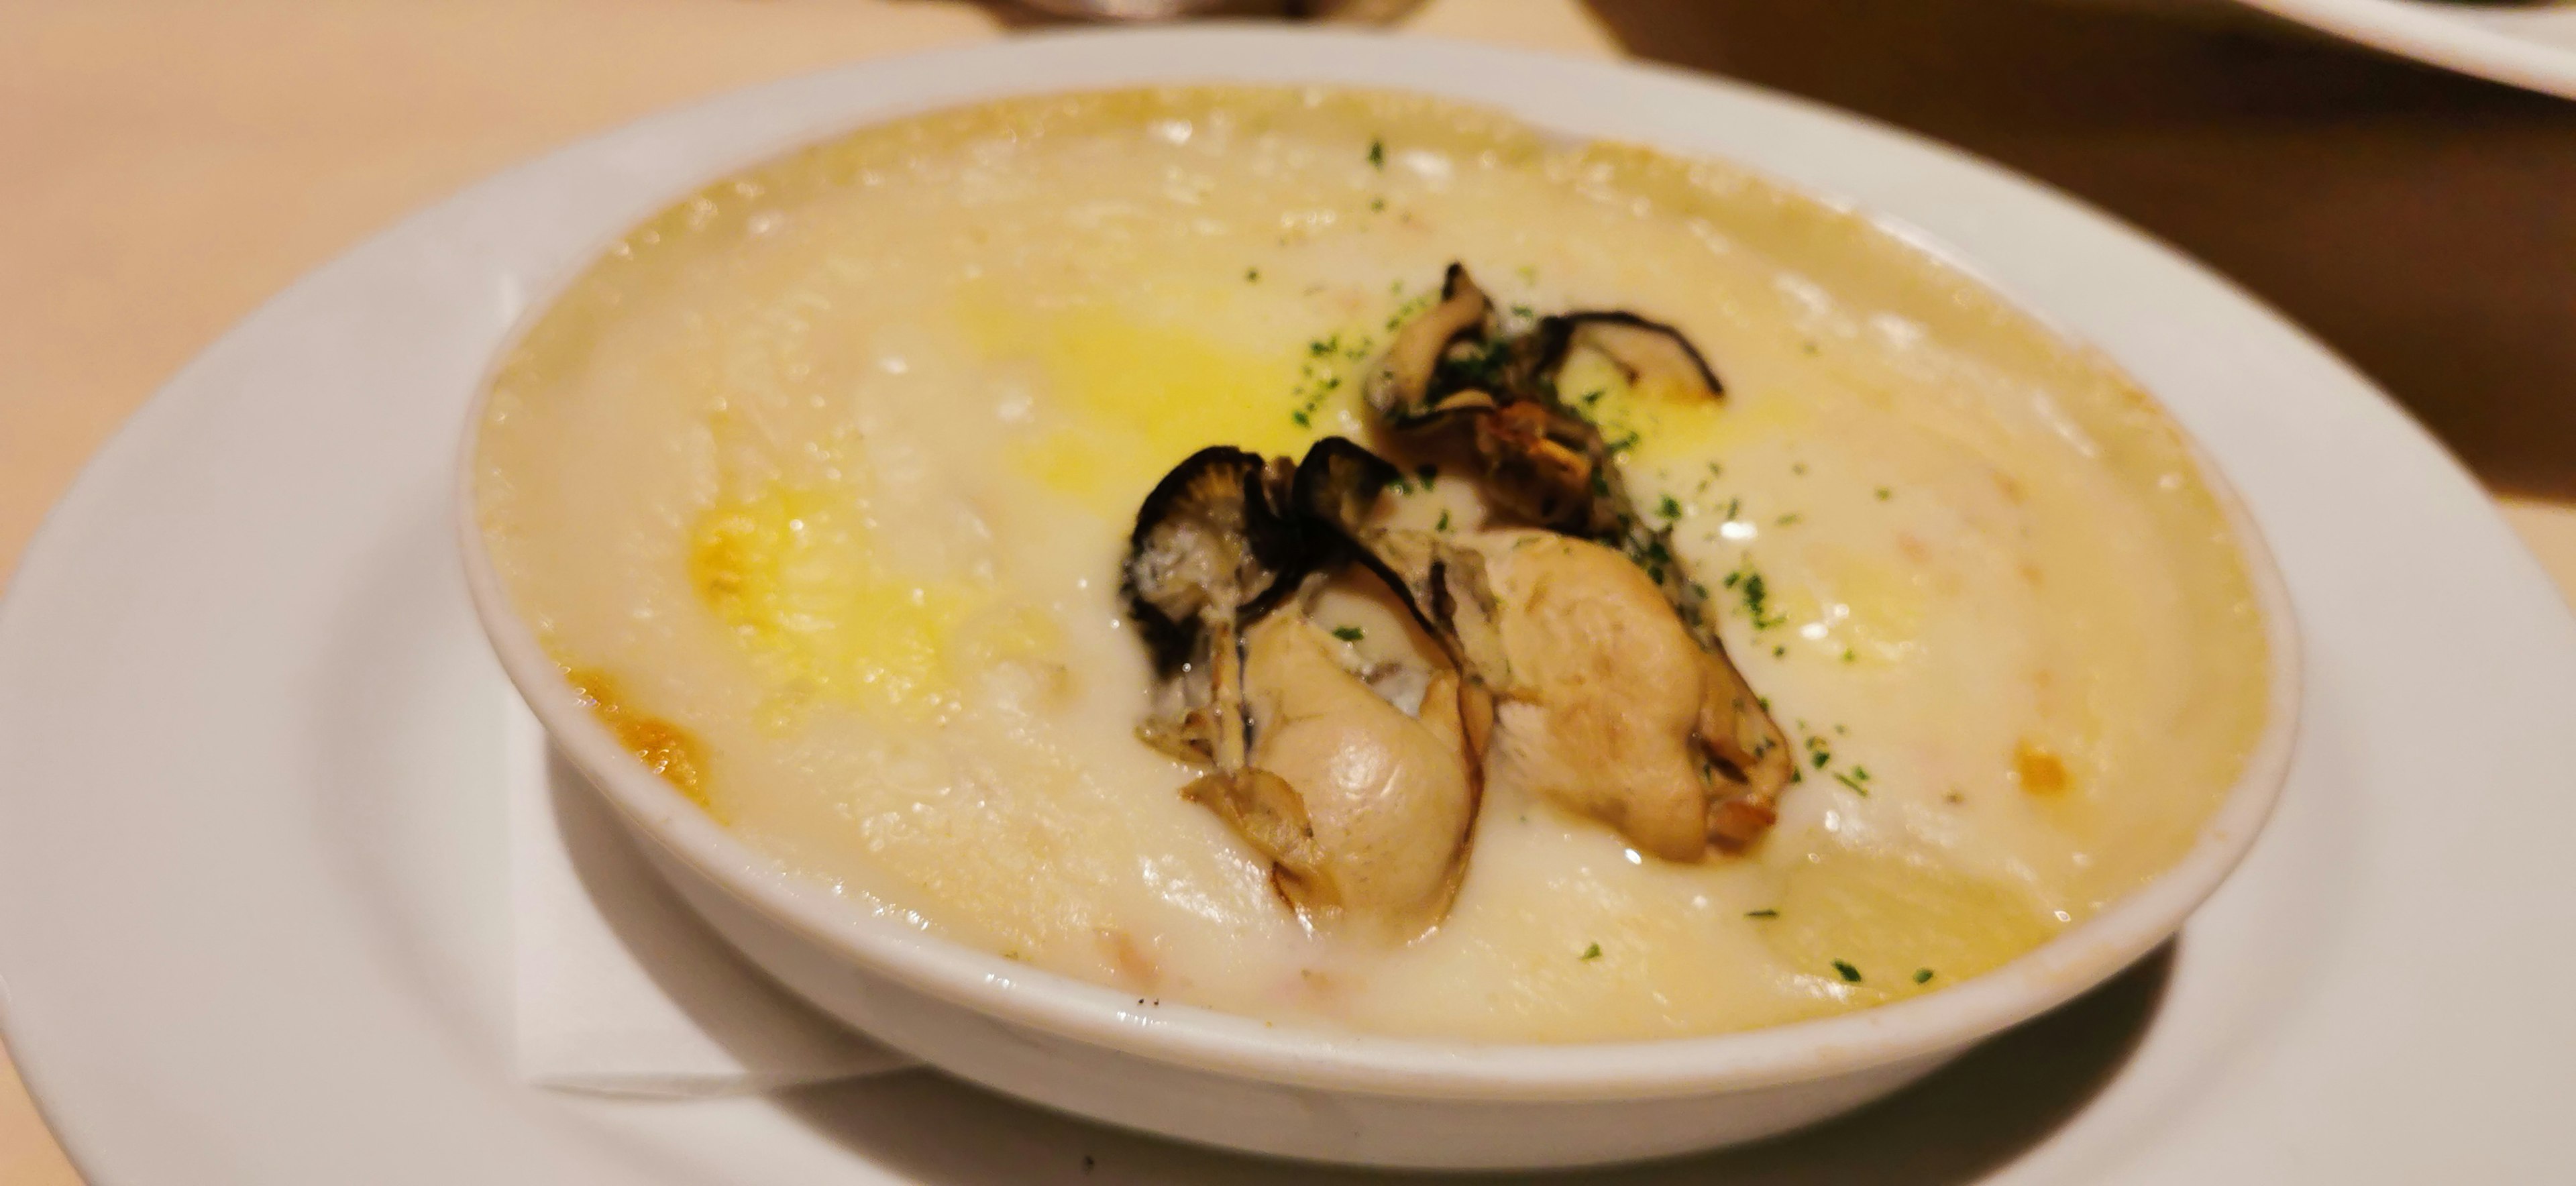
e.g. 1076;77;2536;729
2235;0;2576;96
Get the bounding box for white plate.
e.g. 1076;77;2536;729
3;28;2572;1184
2237;0;2576;98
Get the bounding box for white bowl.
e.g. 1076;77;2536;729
456;31;2302;1172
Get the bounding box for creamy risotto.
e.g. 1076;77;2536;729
475;88;2268;1042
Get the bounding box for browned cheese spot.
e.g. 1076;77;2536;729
1101;928;1163;993
566;668;712;814
2014;739;2071;796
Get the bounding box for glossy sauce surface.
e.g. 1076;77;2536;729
476;88;2268;1041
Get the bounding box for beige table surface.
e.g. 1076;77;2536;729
3;1;2569;1180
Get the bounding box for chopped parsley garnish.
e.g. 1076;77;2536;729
1841;648;1857;663
1367;139;1386;168
1833;769;1870;796
1510;303;1536;319
1772;645;1786;658
1913;968;1935;985
1331;625;1366;643
1801;340;1820;356
1244;267;1260;283
1435;509;1452;532
1289;410;1311;427
1833;960;1862;983
1580;942;1603;961
1733;561;1785;630
1791;462;1808;476
1875;486;1893;501
1658;495;1684;521
1745;908;1778;919
1777;513;1801;527
1416;464;1438;489
1516;264;1538;284
1723;497;1742;521
1369;196;1387;212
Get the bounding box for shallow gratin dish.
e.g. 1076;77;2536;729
455;60;2304;1176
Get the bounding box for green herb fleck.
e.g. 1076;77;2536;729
1435;509;1452;532
1516;264;1538;284
1723;497;1742;521
1875;486;1892;501
1510;303;1536;319
1801;340;1820;356
1289;410;1311;428
1581;942;1603;961
1792;462;1809;476
1777;513;1801;527
1833;960;1863;983
1746;908;1779;919
1841;648;1857;663
1369;196;1387;213
1658;495;1684;521
1367;139;1386;169
1914;968;1935;985
1833;769;1870;796
1416;464;1438;489
1331;626;1366;643
1772;645;1786;658
1736;563;1784;630
1244;267;1260;283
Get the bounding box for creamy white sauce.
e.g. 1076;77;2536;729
476;88;2268;1041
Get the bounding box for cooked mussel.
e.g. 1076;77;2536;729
1468;530;1791;858
1364;262;1501;430
1357;265;1794;853
1125;446;1302;769
1125;442;1482;938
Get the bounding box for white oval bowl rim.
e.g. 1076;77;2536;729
454;27;2304;1105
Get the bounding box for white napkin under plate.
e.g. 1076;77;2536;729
508;697;918;1097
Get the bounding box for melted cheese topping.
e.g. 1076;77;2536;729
476;88;2269;1040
